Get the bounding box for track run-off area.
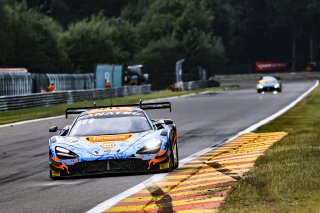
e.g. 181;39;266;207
0;81;317;213
99;132;287;213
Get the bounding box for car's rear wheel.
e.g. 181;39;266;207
257;89;262;93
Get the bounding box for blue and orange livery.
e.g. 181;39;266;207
48;101;178;178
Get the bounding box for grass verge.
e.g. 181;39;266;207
0;88;221;125
219;86;320;212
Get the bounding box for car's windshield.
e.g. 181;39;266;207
68;115;152;136
262;76;277;82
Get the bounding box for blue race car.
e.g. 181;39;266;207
48;101;179;178
256;76;282;93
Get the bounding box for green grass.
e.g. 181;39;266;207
219;86;320;212
0;88;221;125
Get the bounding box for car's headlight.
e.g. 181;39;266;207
55;146;78;159
257;84;263;89
137;139;162;154
274;83;280;88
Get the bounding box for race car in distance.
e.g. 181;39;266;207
256;76;282;93
48;101;178;178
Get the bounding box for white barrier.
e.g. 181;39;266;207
0;85;151;111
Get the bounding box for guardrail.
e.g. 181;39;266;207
0;85;151;112
182;80;220;90
213;72;320;81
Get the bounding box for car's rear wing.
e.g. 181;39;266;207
65;100;171;118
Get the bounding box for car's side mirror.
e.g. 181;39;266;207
164;119;173;125
59;125;70;136
49;126;58;132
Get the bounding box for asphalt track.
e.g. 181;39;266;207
0;81;315;213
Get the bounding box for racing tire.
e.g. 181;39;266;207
174;142;179;169
277;88;282;93
168;148;174;172
167;142;178;172
257;89;262;93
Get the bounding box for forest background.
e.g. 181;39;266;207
1;0;319;78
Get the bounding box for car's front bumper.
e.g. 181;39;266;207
50;157;171;178
258;86;280;92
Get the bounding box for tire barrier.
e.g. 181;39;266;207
46;73;94;91
0;73;95;96
0;85;151;112
0;73;32;96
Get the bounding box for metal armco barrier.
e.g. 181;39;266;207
0;73;32;96
46;73;94;91
0;85;151;112
183;80;220;90
214;72;320;81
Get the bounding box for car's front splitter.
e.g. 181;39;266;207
50;156;171;178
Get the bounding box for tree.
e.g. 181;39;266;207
135;0;225;78
229;0;320;71
62;14;135;72
0;2;69;72
0;1;15;66
121;0;153;24
266;0;320;71
24;0;131;26
203;0;236;62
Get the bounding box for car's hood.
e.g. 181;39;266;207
50;131;157;156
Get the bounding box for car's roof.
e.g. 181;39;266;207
259;76;278;81
262;75;277;79
81;107;144;116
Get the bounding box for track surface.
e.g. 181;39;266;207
0;81;315;213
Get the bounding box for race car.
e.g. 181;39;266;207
256;76;282;93
48;101;179;178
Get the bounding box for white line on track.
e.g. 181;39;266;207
86;80;319;213
30;180;86;187
0;115;65;128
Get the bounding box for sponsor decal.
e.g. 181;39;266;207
81;111;143;119
51;170;60;177
160;162;170;170
256;61;287;72
88;134;133;142
88;107;133;114
100;142;117;150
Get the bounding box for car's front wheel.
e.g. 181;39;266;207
168;147;175;172
167;142;178;172
173;142;179;169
